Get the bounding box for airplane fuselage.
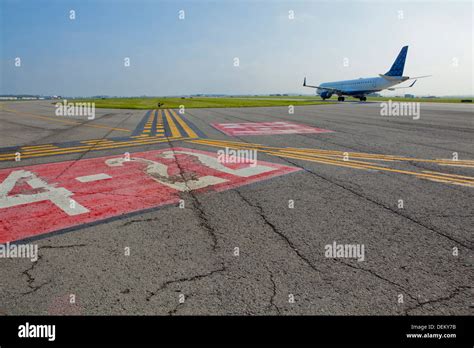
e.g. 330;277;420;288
303;46;424;101
318;76;409;98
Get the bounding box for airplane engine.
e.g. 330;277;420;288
320;91;333;99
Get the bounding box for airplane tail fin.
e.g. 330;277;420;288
385;46;408;76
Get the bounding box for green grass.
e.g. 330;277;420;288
59;95;471;110
204;95;472;103
234;95;471;103
68;97;333;109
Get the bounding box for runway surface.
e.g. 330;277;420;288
0;100;472;315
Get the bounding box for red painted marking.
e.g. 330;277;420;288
211;122;334;136
0;147;299;243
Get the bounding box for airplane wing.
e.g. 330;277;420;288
387;80;418;90
406;75;431;80
380;74;431;81
303;77;341;92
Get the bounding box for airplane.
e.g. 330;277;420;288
303;46;430;102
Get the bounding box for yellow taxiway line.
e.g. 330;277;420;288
191;138;474;167
163;109;181;138
0;136;189;161
187;138;474;187
168;109;198;138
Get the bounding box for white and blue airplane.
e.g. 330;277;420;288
303;46;429;101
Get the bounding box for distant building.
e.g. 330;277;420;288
404;94;415;98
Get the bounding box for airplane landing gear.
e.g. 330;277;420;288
337;96;345;102
359;96;367;102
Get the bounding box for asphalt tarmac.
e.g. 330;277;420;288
0;100;472;315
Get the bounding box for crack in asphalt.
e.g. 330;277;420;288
264;264;281;314
277;156;472;250
145;266;226;302
181;114;471;312
120;216;162;227
20;244;87;295
164;139;219;252
20;255;51;295
246;154;471;309
187;108;471;241
233;185;425;311
112;138;220;247
233;188;323;275
336;259;419;303
404;285;471;315
144;134;226;305
51;111;137;181
41;243;87;249
179;190;219;251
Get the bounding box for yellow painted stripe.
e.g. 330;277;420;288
436;163;474;168
186;139;474;186
192;139;474;166
421;177;474;187
0;136;188;161
265;150;381;171
140;110;156;137
0;141;169;160
164;109;180;137
157;109;163;124
155;109;166;138
19;147;58;152
283;147;474;165
422;171;474;180
192;139;269;149
169;109;198;138
192;139;427;162
189;140;376;170
193;139;388;165
266;150;474;185
21;144;57;150
278;150;388;166
191;140;380;165
82;140;116;144
0;136;185;158
271;151;474;185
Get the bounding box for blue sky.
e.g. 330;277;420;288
1;0;472;96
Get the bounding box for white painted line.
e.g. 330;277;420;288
75;173;112;183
